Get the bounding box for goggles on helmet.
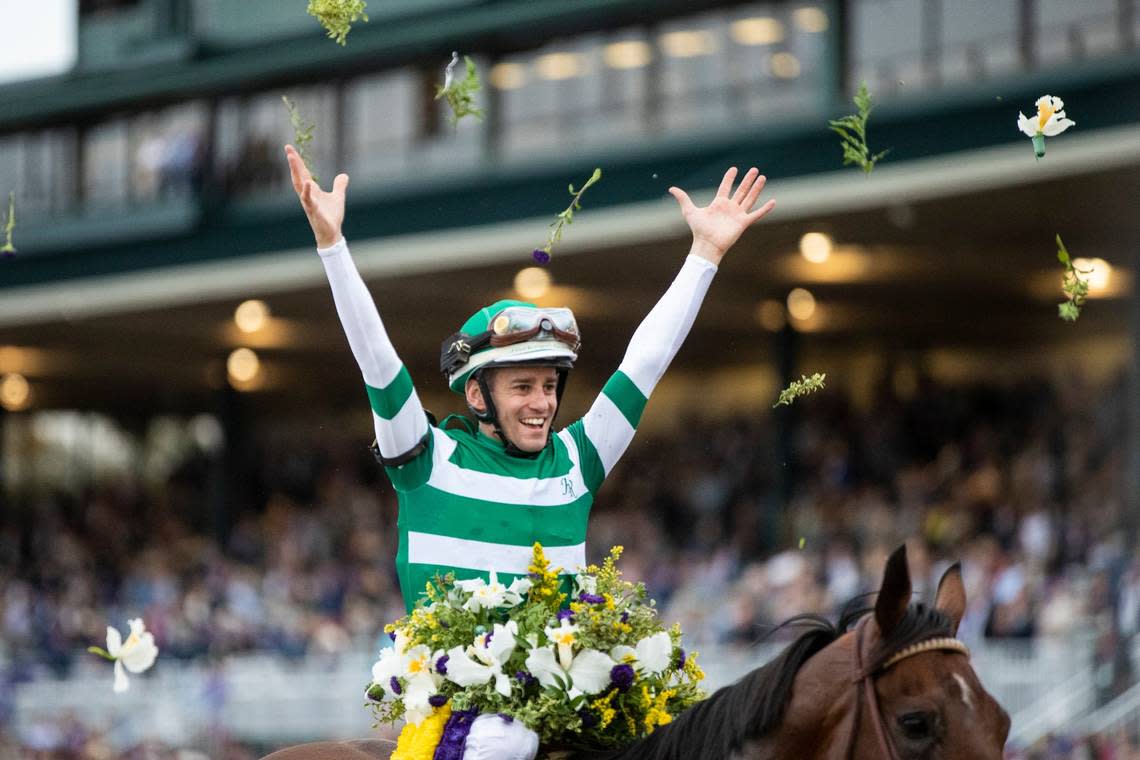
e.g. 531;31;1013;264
440;306;581;380
487;307;581;351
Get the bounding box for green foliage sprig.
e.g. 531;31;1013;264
282;96;318;184
1;192;15;256
435;52;484;127
534;168;603;263
829;82;889;175
773;372;826;408
1056;234;1091;322
307;0;368;46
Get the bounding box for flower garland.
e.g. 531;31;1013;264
367;544;705;753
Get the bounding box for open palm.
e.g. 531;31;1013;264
669;167;775;256
286;144;349;249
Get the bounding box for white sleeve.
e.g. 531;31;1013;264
616;253;717;396
318;238;430;459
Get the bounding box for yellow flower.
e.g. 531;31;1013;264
392;703;451;760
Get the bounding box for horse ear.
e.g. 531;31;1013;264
875;545;912;637
934;562;967;635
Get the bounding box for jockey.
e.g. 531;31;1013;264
285;145;774;758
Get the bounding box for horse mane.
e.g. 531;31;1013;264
579;598;954;760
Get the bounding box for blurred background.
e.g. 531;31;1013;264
1;0;1140;757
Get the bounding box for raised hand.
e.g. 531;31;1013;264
285;144;349;249
668;167;776;264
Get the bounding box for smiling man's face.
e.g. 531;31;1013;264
469;366;559;452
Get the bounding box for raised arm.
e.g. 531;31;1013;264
286;145;430;469
572;167;775;483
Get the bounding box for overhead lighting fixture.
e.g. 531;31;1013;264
514;267;552;300
227;348;261;386
799;232;833;264
660;30;719;58
793;7;829;33
489;62;528;90
234;299;270;334
770;52;801;79
0;373;30;411
535;52;586;81
1071;257;1112;293
786;288;816;321
730;17;785;46
756;300;787;332
603;40;653;69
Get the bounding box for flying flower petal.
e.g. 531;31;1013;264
106;626;123;658
1042;116;1075;137
113;659;129;693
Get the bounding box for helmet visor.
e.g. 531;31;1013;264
488;307;581;351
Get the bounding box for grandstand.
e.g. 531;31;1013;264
2;0;1140;757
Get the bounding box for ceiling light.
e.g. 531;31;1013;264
786;288;816;321
770;52;801;79
793;7;829;33
799;232;833;263
535;52;586;81
603;40;653;69
227;348;260;385
730;17;785;46
514;267;552;300
490;62;528;90
234;299;270;333
660;30;718;58
0;373;30;411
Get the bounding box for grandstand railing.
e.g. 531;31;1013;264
11;636;1095;751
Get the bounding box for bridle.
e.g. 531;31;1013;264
843;616;971;760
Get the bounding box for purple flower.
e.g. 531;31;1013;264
578;708;598;729
388;631;397;641
610;663;635;692
532;248;551;265
497;713;514;723
429;694;449;708
515;670;538;687
578;592;605;605
389;676;402;695
435;654;450;675
620;612;629;623
557;608;575;622
676;648;687;669
483;631;494;647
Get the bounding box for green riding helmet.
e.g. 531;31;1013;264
440;299;581;394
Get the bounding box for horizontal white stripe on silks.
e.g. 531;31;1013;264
425;428;589;506
406;532;586;575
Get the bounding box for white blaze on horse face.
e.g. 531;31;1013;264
952;673;975;712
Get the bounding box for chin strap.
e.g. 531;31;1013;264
468;368;569;459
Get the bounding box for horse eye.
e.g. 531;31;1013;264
898;711;934;740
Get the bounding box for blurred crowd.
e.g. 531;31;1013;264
2;371;1138;756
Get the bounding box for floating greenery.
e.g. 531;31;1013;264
533;168;603;264
282;96;318;184
435;52;484;127
307;0;368;46
1;192;15;257
1056;234;1091;322
829;82;889;175
773;372;826;408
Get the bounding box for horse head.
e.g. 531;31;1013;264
766;544;1011;759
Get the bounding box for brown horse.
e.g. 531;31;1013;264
263;545;1010;760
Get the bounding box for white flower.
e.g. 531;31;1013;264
1017;94;1075;137
525;645;614;698
609;632;674;677
455;572;533;612
369;634;445;724
105;618;158;693
545;618;579;671
443;620;519;697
